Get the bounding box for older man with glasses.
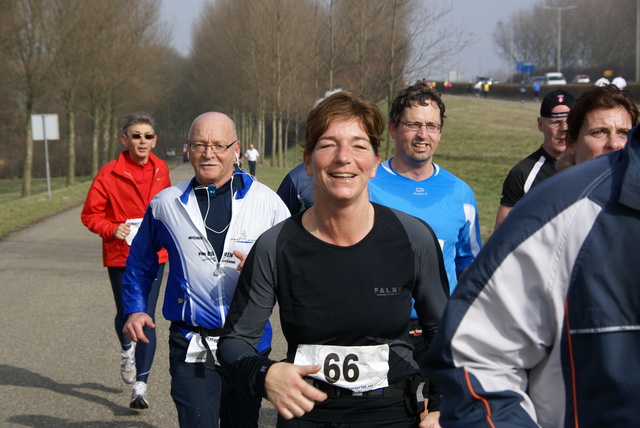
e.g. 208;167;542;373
368;81;482;423
81;111;171;409
494;89;575;229
121;112;289;428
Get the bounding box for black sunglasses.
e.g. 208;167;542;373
130;133;155;140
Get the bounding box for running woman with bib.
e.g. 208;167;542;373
218;91;449;428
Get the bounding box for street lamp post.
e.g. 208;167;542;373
509;23;514;83
470;32;492;78
542;4;577;73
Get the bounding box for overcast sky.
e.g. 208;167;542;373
160;0;532;82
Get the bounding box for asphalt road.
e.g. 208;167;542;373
0;162;285;427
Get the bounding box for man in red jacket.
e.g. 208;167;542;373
81;112;171;409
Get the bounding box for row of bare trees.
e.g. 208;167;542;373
493;0;638;79
1;0;174;195
184;0;460;166
0;0;461;195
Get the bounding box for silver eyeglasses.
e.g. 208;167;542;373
399;121;441;133
189;140;238;154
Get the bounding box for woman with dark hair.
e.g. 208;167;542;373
218;91;448;427
556;85;639;172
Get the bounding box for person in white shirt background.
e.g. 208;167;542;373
612;74;627;90
244;143;260;176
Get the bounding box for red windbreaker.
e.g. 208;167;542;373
81;150;171;267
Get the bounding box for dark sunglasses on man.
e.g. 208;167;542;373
129;133;155;140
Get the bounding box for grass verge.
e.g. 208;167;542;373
0;160;183;240
0;181;92;239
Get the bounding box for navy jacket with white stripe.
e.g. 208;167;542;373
425;124;640;427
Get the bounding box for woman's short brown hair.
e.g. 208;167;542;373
304;91;384;158
567;85;639;142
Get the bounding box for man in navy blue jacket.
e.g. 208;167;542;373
425;124;640;427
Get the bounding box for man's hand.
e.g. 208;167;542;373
123;312;155;343
265;362;327;420
420;410;441;428
233;250;247;271
113;223;131;240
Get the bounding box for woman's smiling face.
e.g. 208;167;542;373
305;117;380;205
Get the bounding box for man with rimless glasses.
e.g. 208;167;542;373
369;81;482;421
81;112;171;409
122;112;289;427
494;89;575;229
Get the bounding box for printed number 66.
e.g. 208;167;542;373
324;353;359;384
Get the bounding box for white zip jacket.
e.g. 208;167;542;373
123;171;290;351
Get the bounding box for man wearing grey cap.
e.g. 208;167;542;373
494;89;575;229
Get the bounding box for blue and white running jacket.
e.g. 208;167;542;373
123;171;290;352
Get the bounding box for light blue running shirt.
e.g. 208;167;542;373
369;159;482;311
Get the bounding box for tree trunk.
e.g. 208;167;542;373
107;103;118;161
21;121;34;197
277;114;283;168
102;98;112;162
91;105;101;177
258;106;265;164
385;0;400;160
66;108;76;186
271;110;277;167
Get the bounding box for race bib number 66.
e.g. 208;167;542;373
294;344;390;392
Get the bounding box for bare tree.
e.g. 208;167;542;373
0;0;468;184
383;0;407;159
0;1;24;179
188;0;317;168
2;0;55;197
187;0;263;157
243;0;317;168
493;0;637;77
77;0;169;175
328;0;388;99
493;8;555;74
51;0;96;186
0;0;179;182
311;0;328;96
379;0;461;158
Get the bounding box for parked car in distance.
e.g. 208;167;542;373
571;74;590;83
476;76;495;84
544;72;567;85
527;76;545;85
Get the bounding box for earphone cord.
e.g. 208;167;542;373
195;174;237;275
194;174;234;235
203;195;230;234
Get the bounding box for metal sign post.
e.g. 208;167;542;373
31;114;60;199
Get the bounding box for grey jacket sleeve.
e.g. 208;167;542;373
217;224;282;398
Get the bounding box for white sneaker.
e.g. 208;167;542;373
130;381;149;409
120;345;136;384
